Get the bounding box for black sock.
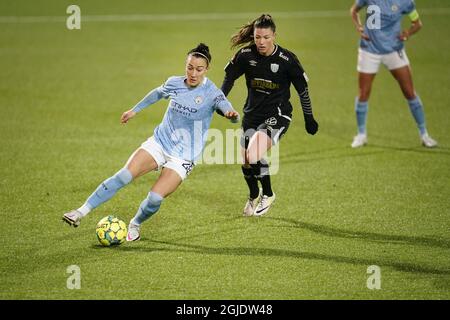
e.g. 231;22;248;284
241;166;260;199
259;175;273;197
257;161;273;197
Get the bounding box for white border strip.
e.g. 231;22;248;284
0;8;449;24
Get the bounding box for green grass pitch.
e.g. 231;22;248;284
0;0;449;299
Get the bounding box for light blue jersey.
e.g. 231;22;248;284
356;0;416;54
132;76;235;162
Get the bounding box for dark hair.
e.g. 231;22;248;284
231;14;276;49
188;43;211;66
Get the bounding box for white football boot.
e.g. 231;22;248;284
126;222;141;242
421;133;438;148
254;193;276;216
243;190;261;217
351;133;368;148
62;210;83;227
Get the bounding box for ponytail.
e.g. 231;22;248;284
230;14;276;49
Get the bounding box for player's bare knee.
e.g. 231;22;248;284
126;163;147;179
247;152;260;165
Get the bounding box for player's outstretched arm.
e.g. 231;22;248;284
288;53;319;136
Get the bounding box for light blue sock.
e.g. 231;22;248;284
86;168;133;210
407;95;427;135
355;98;368;134
131;191;164;225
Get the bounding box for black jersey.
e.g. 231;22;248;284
221;44;309;125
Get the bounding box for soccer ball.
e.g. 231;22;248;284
95;215;127;246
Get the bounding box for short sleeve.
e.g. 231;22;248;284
355;0;367;8
403;0;416;14
224;50;245;81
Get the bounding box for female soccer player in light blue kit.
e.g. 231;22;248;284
350;0;437;148
62;44;239;241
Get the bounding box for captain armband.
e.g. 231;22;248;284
408;9;419;21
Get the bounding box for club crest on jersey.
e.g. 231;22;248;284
270;63;279;73
391;4;398;12
195;96;203;104
265;117;277;126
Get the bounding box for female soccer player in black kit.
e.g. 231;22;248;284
221;14;319;216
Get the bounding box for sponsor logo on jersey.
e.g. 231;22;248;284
270;63;279;73
171;101;198;114
251;78;280;90
249;60;257;67
279;51;289;61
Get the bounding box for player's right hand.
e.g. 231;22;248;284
358;26;370;41
224;111;240;123
121;110;136;124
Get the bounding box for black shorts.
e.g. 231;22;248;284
241;112;291;148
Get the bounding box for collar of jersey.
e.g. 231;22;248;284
183;76;208;89
254;44;279;58
270;44;279;56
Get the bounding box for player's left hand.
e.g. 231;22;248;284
399;30;410;41
304;114;318;135
224;111;240;123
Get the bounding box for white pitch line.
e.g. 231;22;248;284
0;8;449;24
